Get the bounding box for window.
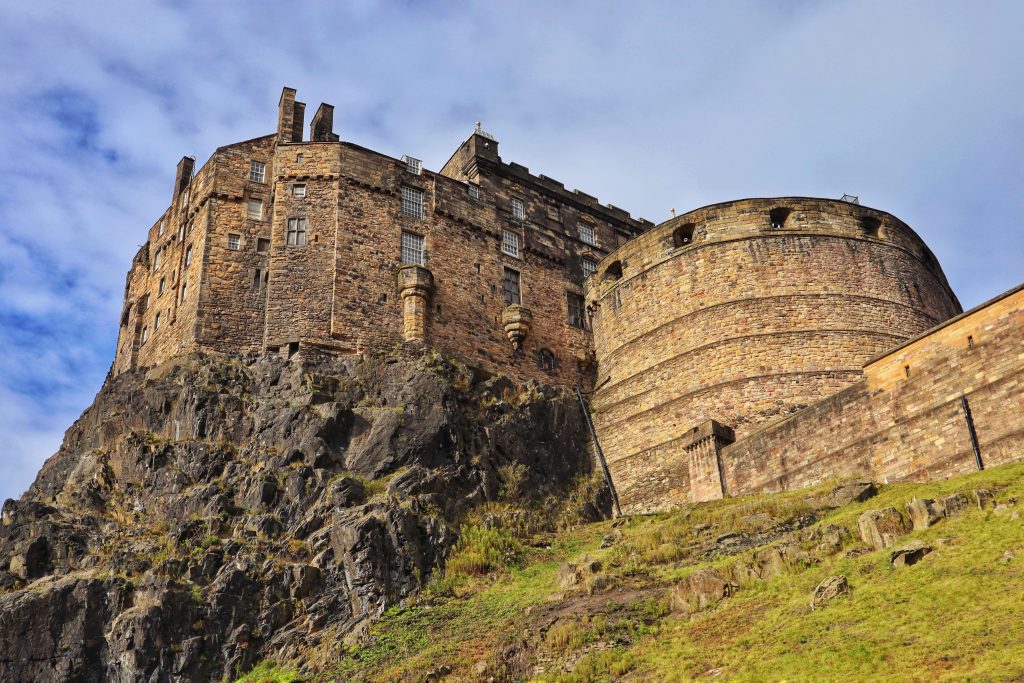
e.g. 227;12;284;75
579;222;596;246
247;199;263;219
287;217;307;246
537;349;557;374
180;281;188;302
547;205;559;220
401;155;422;175
401;231;425;266
567;292;586;329
256;238;270;254
861;216;881;236
153;247;163;271
249;160;266;183
154;312;161;331
501;229;520;258
253;269;262;291
769;207;791;229
296;153;304;163
228;234;241;250
184;244;193;267
581;257;597;279
503;267;521;305
400;185;424;218
467;183;480;200
511;197;525;222
158;218;165;236
292;184;306;198
181;189;189;205
141;326;149;343
158;277;166;295
673;223;695;247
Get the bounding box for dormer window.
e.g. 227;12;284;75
511;197;525;222
249;160;266;183
673;223;695;247
769;208;791;229
579;222;597;246
401;155;422;175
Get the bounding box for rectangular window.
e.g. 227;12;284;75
579;221;597;246
292;184;306;198
287;217;307;246
141;326;149;343
567;292;587;329
401;155;422;175
401;231;425;266
228;234;241;250
154;312;161;331
400;185;424;218
467;183;480;200
256;238;270;253
180;281;188;302
296;153;304;163
253;269;262;291
158;218;165;236
511;197;525;222
153;247;162;271
547;205;559;220
581;257;596;279
184;244;193;267
249;160;266;183
247;199;263;219
503;267;521;305
501;229;520;258
158;277;166;295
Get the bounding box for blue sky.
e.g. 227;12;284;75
1;1;1022;502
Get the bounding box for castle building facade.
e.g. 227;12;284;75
114;87;1024;514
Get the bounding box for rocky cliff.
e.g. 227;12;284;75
0;351;605;682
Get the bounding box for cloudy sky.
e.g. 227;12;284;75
0;1;1021;502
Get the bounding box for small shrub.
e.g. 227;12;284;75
234;661;300;683
444;525;521;579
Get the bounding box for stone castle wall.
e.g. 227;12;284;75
721;285;1024;496
587;198;963;513
113;88;651;388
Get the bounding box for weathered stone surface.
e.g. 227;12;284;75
671;568;738;615
944;493;972;518
858;508;910;551
890;540;932;567
974;489;996;510
0;352;604;682
818;481;878;509
810;575;849;610
907;498;946;531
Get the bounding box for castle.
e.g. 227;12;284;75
115;87;1024;514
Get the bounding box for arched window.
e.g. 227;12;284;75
861;216;881;236
673;223;696;247
768;208;792;229
603;260;623;281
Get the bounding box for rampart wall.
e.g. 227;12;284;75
720;284;1024;495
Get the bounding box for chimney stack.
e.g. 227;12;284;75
277;87;306;143
310;103;338;142
173;155;195;202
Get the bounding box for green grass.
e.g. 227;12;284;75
319;462;1024;682
234;661;301;683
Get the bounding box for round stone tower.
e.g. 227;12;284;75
586;197;961;514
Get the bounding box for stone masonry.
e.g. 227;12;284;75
112;86;1023;515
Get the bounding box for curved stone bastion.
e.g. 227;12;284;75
585;197;962;513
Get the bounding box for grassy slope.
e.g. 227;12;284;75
305;462;1024;682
